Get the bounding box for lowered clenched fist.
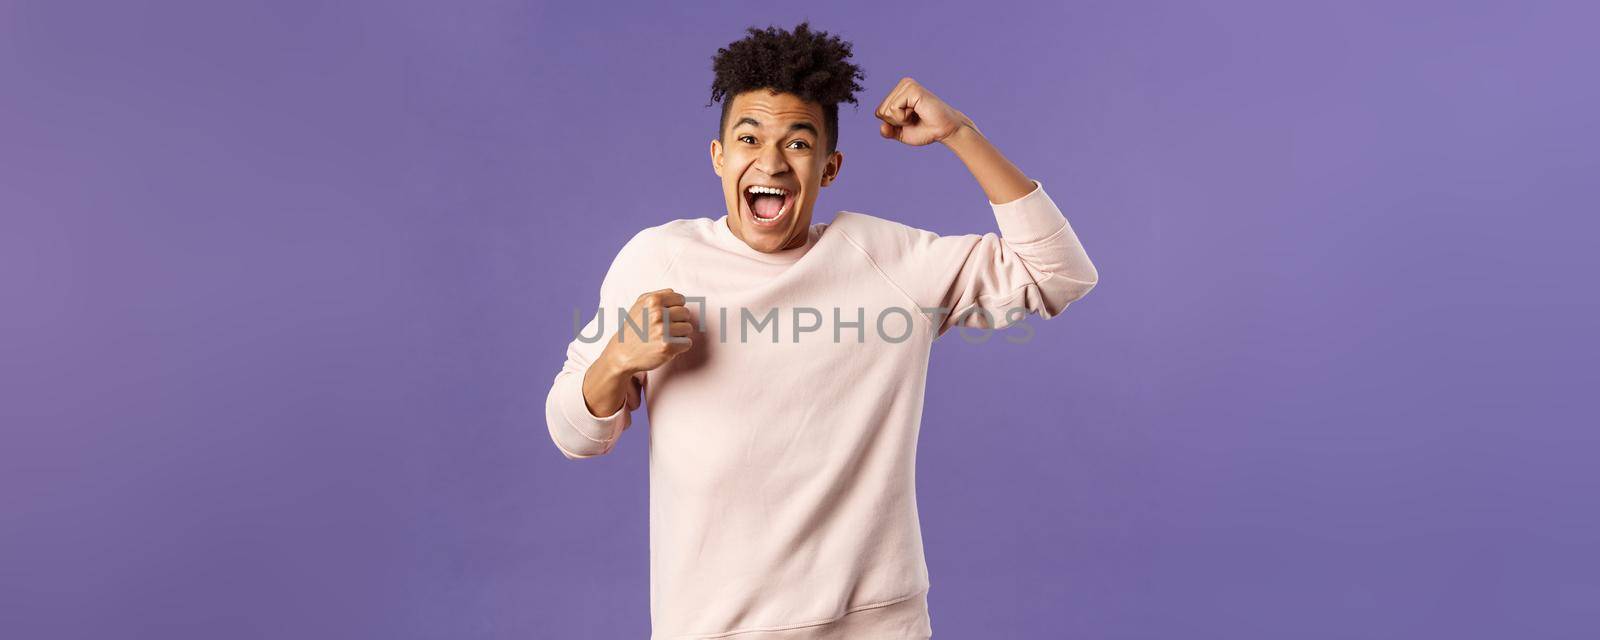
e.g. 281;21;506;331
603;288;696;374
582;288;696;417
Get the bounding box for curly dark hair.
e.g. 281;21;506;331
708;21;866;156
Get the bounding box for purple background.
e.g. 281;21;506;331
3;1;1596;638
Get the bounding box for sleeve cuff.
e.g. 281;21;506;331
557;369;629;444
990;179;1068;244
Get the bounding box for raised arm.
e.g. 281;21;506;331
871;77;1100;335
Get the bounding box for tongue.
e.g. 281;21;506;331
751;194;784;218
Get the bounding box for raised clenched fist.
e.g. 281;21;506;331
874;76;974;147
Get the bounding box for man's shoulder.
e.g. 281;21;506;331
606;217;714;275
629;216;714;243
824;210;938;253
828;209;906;232
617;217;713;251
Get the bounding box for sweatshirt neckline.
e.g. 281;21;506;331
711;214;817;264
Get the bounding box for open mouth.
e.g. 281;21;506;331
742;184;794;227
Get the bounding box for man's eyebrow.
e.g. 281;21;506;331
733;117;818;137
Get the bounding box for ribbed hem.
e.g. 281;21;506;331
990;179;1068;243
556;368;627;444
658;587;932;640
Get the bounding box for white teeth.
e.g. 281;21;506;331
745;185;788;196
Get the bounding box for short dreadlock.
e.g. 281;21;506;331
709;21;866;156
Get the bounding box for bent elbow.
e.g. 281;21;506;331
544;376;624;461
546;415;616;460
1044;269;1098;314
554;441;610;461
1067;272;1098;304
1023;245;1098;312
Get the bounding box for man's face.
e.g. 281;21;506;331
710;90;843;253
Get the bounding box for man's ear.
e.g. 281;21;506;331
819;151;843;187
710;139;723;178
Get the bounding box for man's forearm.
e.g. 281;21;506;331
581;351;633;417
941;121;1037;205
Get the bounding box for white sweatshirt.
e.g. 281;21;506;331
546;179;1099;639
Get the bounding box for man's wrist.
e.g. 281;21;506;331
592;348;636;384
940;119;984;152
581;350;635;417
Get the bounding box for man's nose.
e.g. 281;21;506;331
755;143;790;176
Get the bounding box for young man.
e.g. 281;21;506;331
545;22;1099;639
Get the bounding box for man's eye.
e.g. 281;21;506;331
739;135;756;144
788;140;810;149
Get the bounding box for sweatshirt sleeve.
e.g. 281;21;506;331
543;230;657;460
847;179;1099;338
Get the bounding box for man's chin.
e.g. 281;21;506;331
743;233;789;253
